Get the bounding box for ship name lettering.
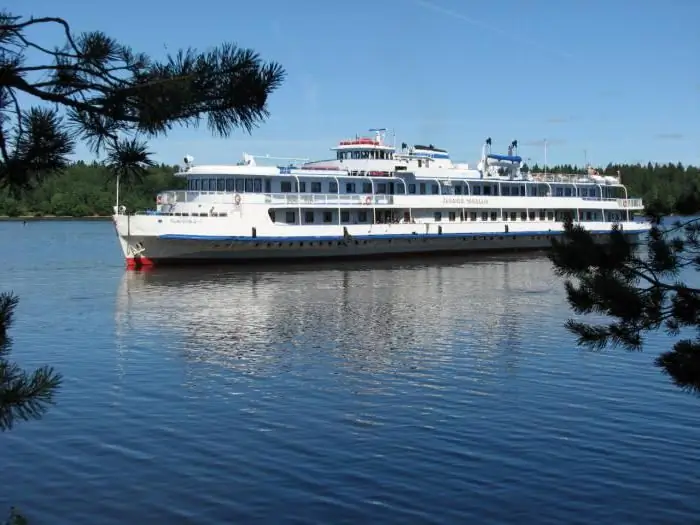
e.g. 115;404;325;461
442;197;488;205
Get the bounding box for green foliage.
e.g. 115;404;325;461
531;162;700;215
0;11;285;194
549;215;700;393
0;292;62;430
0;161;184;216
4;507;28;525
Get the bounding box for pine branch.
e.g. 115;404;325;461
0;11;285;192
550;216;700;394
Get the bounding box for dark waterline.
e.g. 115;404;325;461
0;220;698;524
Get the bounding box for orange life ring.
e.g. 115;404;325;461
234;193;241;205
365;196;372;205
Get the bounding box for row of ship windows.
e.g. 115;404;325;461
336;151;394;160
274;210;622;224
186;177;609;198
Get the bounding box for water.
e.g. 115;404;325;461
0;220;698;524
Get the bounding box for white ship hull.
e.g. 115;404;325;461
113;215;649;269
112;130;651;269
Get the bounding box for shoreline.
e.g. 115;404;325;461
0;215;112;222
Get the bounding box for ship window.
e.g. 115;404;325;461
201;179;209;191
346;182;356;193
285;211;295;223
304;211;314;223
491;212;498;221
192;179;200;191
311;182;322;193
481;212;488;221
377;183;387;193
521;212;527;221
408;184;416;194
362;182;372;193
341;211;350;223
208;178;216;191
469;212;477;221
547;211;554;220
528;211;536;221
556;187;563;196
235;179;244;192
473;186;481;195
510;212;517;221
217;178;225;192
244;178;253;192
358;211;368;222
396;185;405;194
431;184;439;195
530;185;537;196
264;179;271;193
434;212;442;222
254;179;262;193
502;185;509;196
329;181;338;193
454;185;462;195
565;187;572;197
268;210;276;222
225;178;235;192
299;181;307;193
281;181;293;193
449;212;456;222
483;185;491;196
323;211;333;223
539;210;546;220
419;183;426;195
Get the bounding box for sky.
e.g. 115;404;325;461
11;0;700;167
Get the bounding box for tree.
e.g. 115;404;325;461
0;11;286;521
0;292;61;430
0;11;285;196
549;214;700;394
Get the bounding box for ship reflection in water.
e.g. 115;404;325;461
114;253;565;378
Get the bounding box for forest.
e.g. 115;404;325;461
0;159;698;217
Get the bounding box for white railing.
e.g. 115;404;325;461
529;172;620;185
153;190;643;209
264;193;394;206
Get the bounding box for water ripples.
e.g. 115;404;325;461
0;221;698;524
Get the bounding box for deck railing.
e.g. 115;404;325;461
153;190;643;208
263;193;394;205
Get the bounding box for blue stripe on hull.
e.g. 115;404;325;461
158;228;648;242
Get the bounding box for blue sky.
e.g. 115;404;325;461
11;0;700;167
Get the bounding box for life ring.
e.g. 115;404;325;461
365;196;372;205
234;193;241;206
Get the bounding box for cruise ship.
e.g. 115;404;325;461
112;129;650;269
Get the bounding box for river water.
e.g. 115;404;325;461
0;220;698;524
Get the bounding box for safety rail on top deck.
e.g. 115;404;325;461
529;172;621;184
154;191;643;209
157;191;395;206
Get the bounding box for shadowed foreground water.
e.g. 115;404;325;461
0;220;698;524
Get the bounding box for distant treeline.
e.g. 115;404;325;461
526;161;700;215
0;161;185;217
0;159;698;217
